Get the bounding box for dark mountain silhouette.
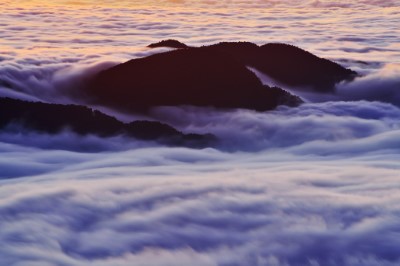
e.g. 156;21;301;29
86;47;302;113
0;97;215;147
257;43;357;91
148;39;189;49
151;40;358;91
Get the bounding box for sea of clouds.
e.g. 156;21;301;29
1;0;399;106
1;1;400;265
1;0;399;61
1;101;399;265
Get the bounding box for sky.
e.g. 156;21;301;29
0;1;400;265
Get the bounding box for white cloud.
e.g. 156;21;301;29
1;1;399;265
1;101;400;265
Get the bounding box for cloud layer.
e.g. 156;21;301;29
1;101;400;265
149;101;400;152
1;1;399;265
1;148;399;266
2;0;399;105
1;0;399;69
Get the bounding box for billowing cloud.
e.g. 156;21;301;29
254;63;400;107
336;64;400;106
1;101;400;265
1;147;399;265
0;62;117;104
148;101;400;152
1;1;399;265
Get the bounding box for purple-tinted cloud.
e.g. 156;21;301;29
0;101;399;265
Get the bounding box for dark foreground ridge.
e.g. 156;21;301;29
87;47;302;113
0;98;215;148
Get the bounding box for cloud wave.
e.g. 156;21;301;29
1;147;399;265
1;101;400;265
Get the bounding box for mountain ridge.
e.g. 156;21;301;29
0;97;215;148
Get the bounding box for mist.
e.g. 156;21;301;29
1;98;400;264
1;126;399;265
1;0;400;265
